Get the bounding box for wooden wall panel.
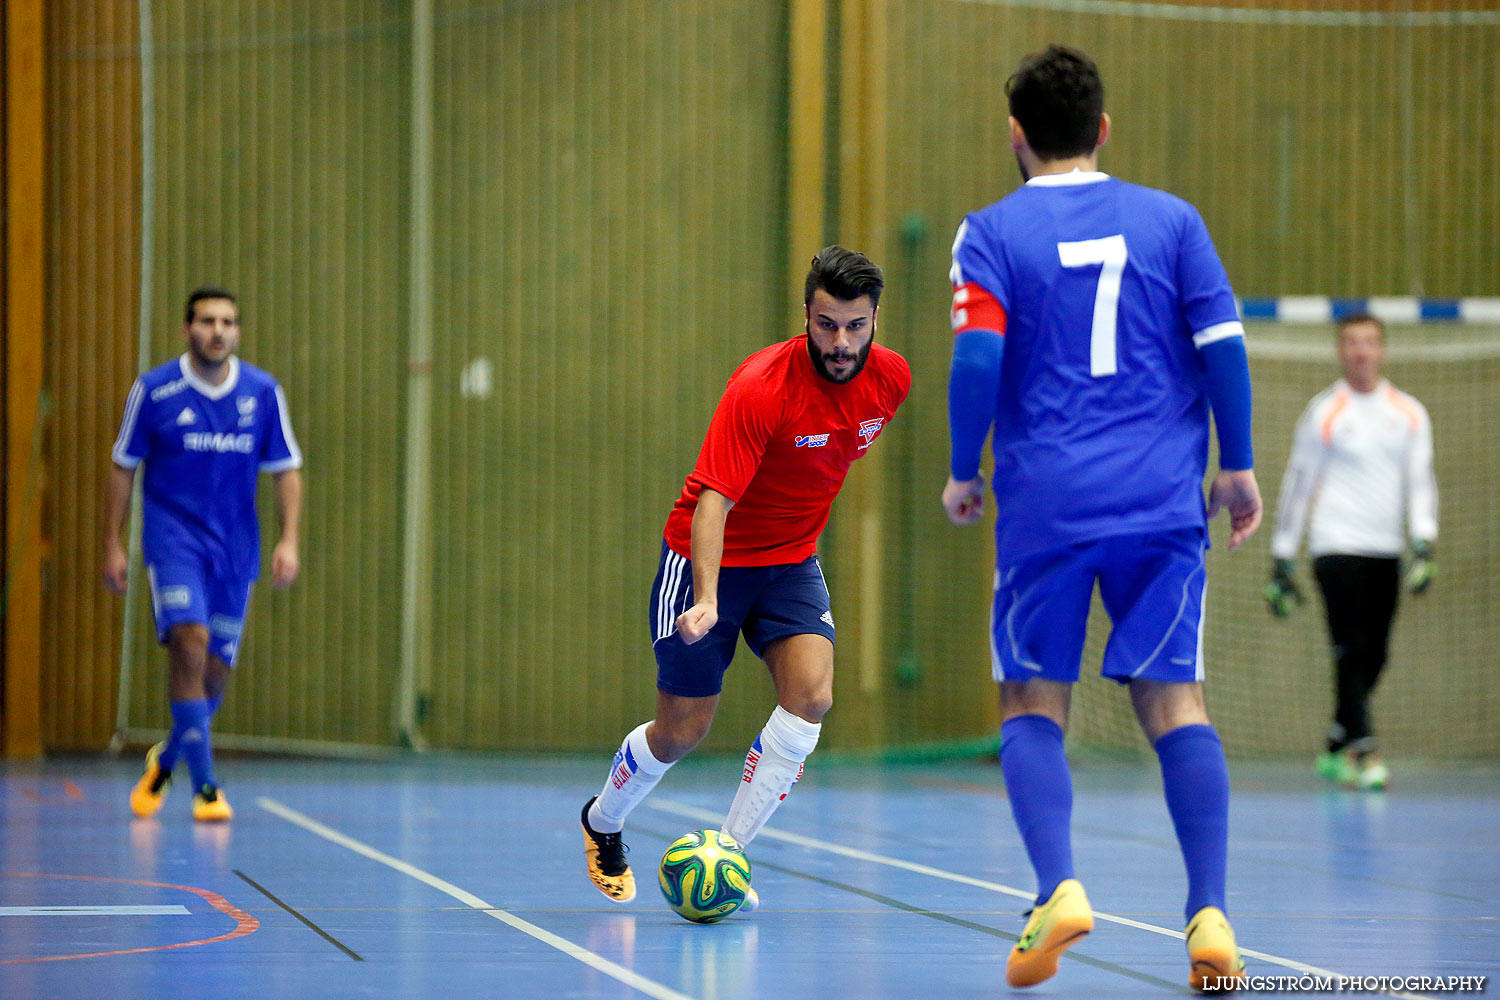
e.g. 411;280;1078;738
883;1;1499;299
127;2;408;746
41;0;1499;755
42;0;141;749
4;0;46;757
876;0;1500;753
95;3;411;748
423;0;790;751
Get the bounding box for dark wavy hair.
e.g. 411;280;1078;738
1006;45;1105;161
803;246;884;307
184;286;238;323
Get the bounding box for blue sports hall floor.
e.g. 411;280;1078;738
1;751;1494;999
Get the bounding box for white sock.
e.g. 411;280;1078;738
589;722;672;834
722;705;821;846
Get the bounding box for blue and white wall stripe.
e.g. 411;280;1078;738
1237;297;1500;324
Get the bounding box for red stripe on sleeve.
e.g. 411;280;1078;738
951;282;1006;335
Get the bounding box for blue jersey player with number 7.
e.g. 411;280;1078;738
942;45;1262;993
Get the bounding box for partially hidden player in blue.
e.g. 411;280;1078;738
941;46;1262;992
104;286;303;823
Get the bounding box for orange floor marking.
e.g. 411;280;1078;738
0;871;259;964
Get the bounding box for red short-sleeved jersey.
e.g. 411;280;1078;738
664;336;912;566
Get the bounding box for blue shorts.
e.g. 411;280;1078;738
147;560;253;667
990;528;1207;685
649;541;835;698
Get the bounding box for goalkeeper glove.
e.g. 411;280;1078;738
1404;540;1435;595
1263;558;1303;617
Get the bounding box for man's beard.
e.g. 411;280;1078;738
806;332;873;384
189;338;231;369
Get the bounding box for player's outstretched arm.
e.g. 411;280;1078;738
1197;335;1258;549
676;487;733;645
101;463;137;592
945;326;1002;527
1207;469;1262;550
271;468;302;588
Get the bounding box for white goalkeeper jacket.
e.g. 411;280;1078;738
1270;378;1438;560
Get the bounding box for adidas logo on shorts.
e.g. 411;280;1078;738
819;610;835;628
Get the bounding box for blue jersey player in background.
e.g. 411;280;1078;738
104;287;303;822
941;46;1261;992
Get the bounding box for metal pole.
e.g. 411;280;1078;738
396;0;435;749
112;0;158;752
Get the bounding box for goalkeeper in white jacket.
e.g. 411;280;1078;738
1263;313;1437;791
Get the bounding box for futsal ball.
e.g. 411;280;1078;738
657;829;752;924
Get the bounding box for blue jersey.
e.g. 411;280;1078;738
112;355;302;581
950;171;1244;562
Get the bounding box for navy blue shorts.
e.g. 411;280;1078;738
990;528;1208;685
649;541;835;698
147;559;253;667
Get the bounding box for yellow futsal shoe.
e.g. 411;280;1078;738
1186;905;1247;992
192;784;233;823
129;742;171;819
581;796;636;902
1006;879;1094;987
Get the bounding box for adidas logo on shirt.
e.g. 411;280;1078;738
819;610;835;629
176;407;196;426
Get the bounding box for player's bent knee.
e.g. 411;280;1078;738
649;710;716;762
167;623;209;645
653;724;710;763
166;624;210;661
785;692;832;723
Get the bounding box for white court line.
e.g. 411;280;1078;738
647;799;1433;1000
258;797;695;1000
0;905;189;916
955;0;1500;27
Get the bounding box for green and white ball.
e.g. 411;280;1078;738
658;830;752;923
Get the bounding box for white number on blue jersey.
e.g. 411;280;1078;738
1057;235;1128;377
948;220;967;286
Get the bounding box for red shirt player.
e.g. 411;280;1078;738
581;246;911;909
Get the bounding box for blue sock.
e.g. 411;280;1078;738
1000;714;1075;903
156;731;183;775
155;696;219;776
168;699;217;792
1155;724;1230;923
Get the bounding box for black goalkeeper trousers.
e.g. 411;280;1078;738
1313;554;1400;752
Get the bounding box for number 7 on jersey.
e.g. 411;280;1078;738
1058;235;1127;377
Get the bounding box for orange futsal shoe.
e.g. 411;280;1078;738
1006;879;1094;987
129;742;171;819
1186;905;1248;992
192;784;233;823
581;797;636;902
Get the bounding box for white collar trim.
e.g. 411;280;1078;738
1025;169;1111;188
1339;376;1388;398
179;353;240;400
